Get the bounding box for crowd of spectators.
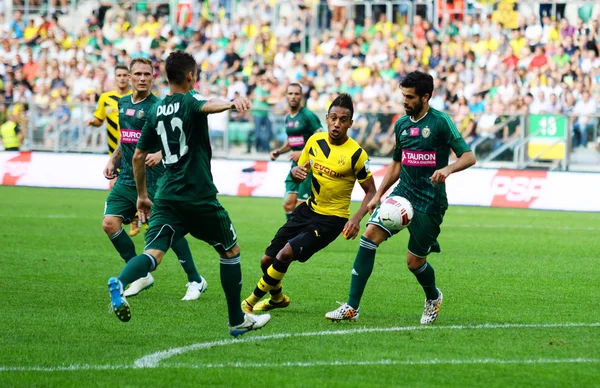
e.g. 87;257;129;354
0;1;599;159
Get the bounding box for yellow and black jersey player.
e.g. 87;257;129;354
87;64;131;157
242;93;377;313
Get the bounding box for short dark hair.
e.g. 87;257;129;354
166;51;196;85
115;64;129;73
287;83;302;92
328;93;354;118
400;71;434;99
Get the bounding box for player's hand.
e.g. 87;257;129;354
137;196;153;223
289;151;301;163
367;195;381;215
430;166;451;187
103;160;116;180
291;160;310;181
270;150;279;161
146;151;162;168
232;97;251;113
342;218;360;240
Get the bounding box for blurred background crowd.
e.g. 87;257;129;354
0;0;599;169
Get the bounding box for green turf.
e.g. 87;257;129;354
0;186;598;387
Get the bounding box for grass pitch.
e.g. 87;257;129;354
0;186;598;387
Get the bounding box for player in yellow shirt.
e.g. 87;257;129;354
87;64;139;233
242;94;377;313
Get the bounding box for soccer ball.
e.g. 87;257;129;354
378;196;414;232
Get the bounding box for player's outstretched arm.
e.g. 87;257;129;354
87;117;103;127
200;97;251;114
430;151;476;187
271;139;291;160
367;160;402;213
343;176;377;240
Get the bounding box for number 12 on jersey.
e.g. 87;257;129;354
156;117;188;164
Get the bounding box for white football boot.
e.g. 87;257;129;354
229;313;271;338
123;273;155;297
325;302;360;322
420;288;443;325
181;277;208;301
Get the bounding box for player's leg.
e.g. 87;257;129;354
187;198;270;336
107;247;166;322
107;199;184;321
245;205;346;312
252;255;289;312
325;206;395;321
283;171;300;220
406;210;444;325
171;237;208;301
241;208;307;312
102;184;137;263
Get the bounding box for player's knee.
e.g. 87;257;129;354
406;252;426;270
260;255;274;272
276;244;294;264
283;199;296;213
145;249;165;266
102;216;122;237
220;243;241;259
363;224;387;245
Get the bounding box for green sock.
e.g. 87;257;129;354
411;262;439;300
171;238;202;283
220;254;244;326
110;228;136;263
347;236;377;309
285;212;293;221
118;253;156;288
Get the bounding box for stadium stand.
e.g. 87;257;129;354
0;0;599;170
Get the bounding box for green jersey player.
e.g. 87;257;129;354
106;51;270;337
102;58;207;301
326;71;476;325
269;83;322;220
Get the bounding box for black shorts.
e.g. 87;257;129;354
265;202;347;263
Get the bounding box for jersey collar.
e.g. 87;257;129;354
409;109;429;123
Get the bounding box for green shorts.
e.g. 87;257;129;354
144;197;237;252
367;205;444;258
284;170;312;202
104;183;155;224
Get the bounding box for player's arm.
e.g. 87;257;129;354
430;117;477;187
199;96;251;114
344;176;376;240
104;141;122;180
270;139;291;160
87;94;105;127
290;138;312;182
134;109;159;222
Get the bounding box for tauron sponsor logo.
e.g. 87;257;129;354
313;162;345;178
120;129;142;143
402;150;436;167
288;135;305;147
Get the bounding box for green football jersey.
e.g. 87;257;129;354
117;93;163;187
137;91;218;202
391;107;471;214
284;107;322;152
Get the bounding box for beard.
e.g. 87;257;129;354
405;101;423;117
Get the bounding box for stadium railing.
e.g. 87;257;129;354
4;103;599;172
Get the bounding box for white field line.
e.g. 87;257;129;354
1;358;598;373
0;213;598;231
135;322;600;368
1;322;598;373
